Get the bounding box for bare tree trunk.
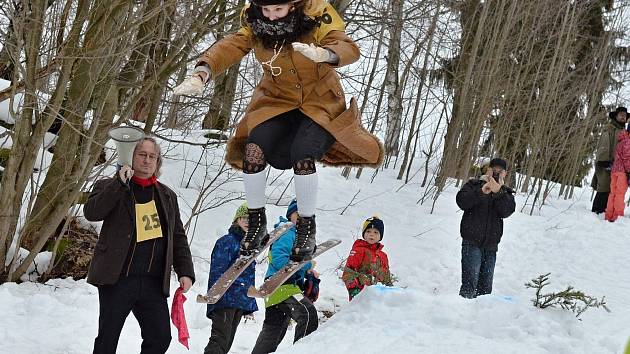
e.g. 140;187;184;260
382;0;404;158
436;0;482;189
165;66;188;128
0;0;78;276
20;0;132;252
397;2;441;179
341;21;386;179
203;0;245;131
142;3;177;132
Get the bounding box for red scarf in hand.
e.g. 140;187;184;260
171;287;190;349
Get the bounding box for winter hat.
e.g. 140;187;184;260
253;0;297;5
489;158;508;171
362;216;384;240
609;106;628;120
286;198;298;219
233;202;248;222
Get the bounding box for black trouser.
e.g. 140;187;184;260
251;296;318;354
247;110;335;171
203;308;244;354
592;191;609;214
93;275;171;354
459;240;496;299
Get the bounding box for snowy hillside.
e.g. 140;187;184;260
1;131;628;354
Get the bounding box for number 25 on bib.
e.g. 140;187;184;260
135;200;163;242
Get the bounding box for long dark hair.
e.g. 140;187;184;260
245;2;319;49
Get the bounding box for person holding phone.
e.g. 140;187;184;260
455;158;516;299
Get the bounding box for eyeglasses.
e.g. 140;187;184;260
136;152;158;161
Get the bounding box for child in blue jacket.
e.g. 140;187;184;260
251;199;319;354
204;203;258;354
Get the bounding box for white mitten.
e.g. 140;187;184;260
292;42;331;63
173;76;204;96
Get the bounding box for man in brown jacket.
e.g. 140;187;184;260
84;136;195;354
592;107;627;214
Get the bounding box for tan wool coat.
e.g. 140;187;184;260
198;0;383;170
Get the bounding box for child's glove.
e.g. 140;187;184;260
292;42;331;63
299;272;320;303
173;75;204;96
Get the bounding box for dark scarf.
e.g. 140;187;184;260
246;5;319;49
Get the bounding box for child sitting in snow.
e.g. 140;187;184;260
251;199;320;354
605;125;630;222
204;203;258;354
342;216;392;300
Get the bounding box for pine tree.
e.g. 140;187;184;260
525;273;610;319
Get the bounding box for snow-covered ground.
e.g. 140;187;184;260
1;131;628;354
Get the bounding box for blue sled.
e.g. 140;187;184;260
492;294;516;303
373;284;405;292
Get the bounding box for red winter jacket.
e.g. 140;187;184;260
612;130;630;173
342;239;390;292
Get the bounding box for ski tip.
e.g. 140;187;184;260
196;294;220;304
247;286;263;298
196;294;209;303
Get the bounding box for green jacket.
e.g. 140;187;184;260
593;118;625;192
596;119;624;163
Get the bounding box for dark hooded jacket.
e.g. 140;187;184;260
456;178;516;251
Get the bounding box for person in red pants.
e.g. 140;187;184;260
605;126;630;222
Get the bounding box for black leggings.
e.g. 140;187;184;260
244;110;335;173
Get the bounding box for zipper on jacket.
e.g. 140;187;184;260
126;241;137;277
126;193;138;277
147;239;156;272
481;181;491;247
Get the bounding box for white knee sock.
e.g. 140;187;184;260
243;170;267;209
294;173;318;217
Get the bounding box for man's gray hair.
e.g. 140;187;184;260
134;136;163;177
